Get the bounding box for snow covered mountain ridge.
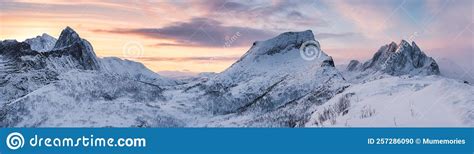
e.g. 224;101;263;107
0;27;175;103
24;33;57;52
0;27;472;127
347;40;440;76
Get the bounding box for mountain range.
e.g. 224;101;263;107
0;27;472;127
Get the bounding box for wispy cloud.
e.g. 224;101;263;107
93;17;277;47
316;32;358;39
183;0;330;31
327;0;401;39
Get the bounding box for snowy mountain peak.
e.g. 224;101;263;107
392;40;421;55
54;26;82;49
231;30;330;71
24;33;57;52
200;30;346;118
41;33;50;37
400;39;410;46
383;40;414;53
2;28;473;128
383;40;416;53
347;40;440;76
387;41;398;52
49;26;101;70
251;30;315;55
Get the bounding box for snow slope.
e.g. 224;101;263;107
1;70;175;127
305;76;474;127
436;58;474;84
100;57;178;86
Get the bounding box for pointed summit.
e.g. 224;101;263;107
54;26;82;49
348;40;440;76
411;41;421;51
49;26;101;70
387;41;398;52
399;39;410;47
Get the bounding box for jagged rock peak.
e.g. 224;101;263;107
381;40;421;54
347;40;440;76
387;41;398;52
54;26;82;49
385;40;423;54
52;26;101;70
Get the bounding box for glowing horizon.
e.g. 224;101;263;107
1;0;472;74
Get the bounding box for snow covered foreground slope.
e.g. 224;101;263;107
305;76;474;127
0;27;473;127
314;40;473;127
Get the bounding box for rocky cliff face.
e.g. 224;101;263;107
0;27;100;102
0;27;173;127
51;26;101;70
347;40;440;76
1;27;100;72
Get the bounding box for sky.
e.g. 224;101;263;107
0;0;472;75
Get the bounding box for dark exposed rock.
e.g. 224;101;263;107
321;56;335;67
0;27;102;102
347;40;440;76
347;60;360;71
54;26;82;49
